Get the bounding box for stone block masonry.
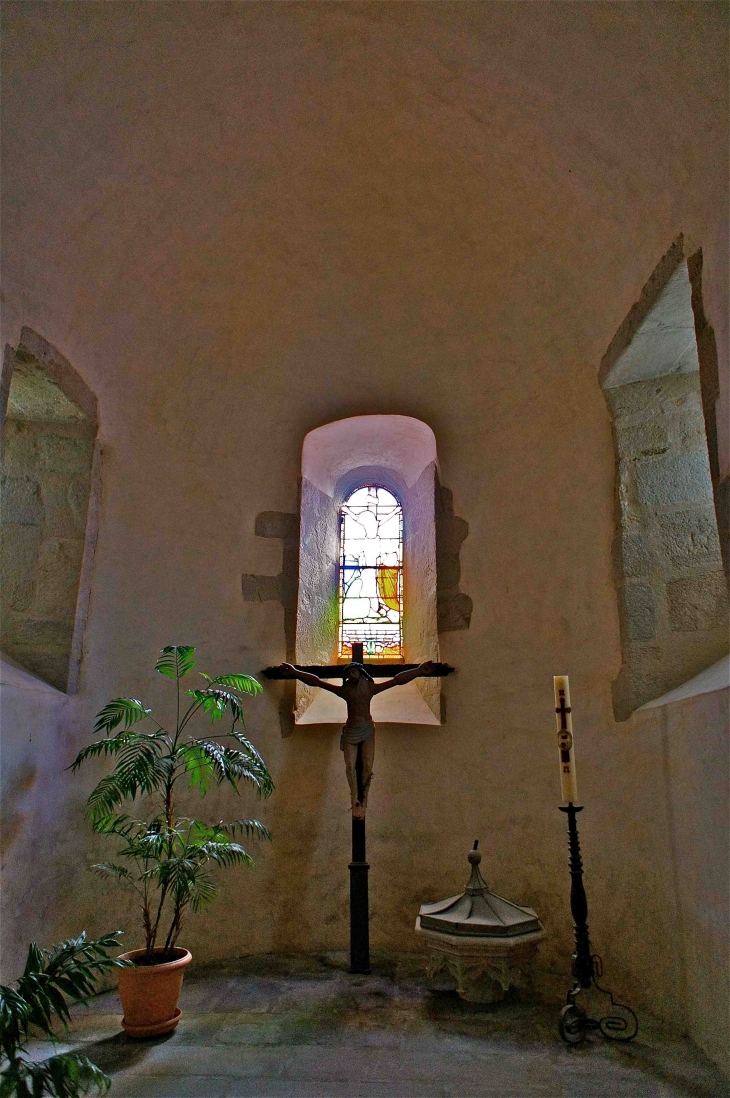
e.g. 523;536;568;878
1;414;95;690
1;329;98;691
606;373;727;718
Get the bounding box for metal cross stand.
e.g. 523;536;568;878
558;803;638;1044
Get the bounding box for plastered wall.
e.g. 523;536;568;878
625;683;729;1075
1;0;727;1070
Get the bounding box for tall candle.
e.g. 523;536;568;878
554;675;578;804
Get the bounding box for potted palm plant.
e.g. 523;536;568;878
72;646;273;1038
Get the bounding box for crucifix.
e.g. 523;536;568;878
555;686;574;779
264;643;454;973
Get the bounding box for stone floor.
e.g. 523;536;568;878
28;954;728;1097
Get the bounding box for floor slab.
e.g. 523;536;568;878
25;953;728;1098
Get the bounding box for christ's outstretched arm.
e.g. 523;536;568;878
372;660;434;693
276;662;344;695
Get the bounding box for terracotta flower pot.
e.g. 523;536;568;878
117;947;192;1038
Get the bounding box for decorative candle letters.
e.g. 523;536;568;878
554;675;578;805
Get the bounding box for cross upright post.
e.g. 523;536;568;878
348;643;370;973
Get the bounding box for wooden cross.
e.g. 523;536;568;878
263;643;454;680
262;642;455;975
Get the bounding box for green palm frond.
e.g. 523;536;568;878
2;1050;111;1097
143;856;195;896
155;645;196;679
194;740;235;787
183;819;224;843
86;741;169;821
222;818;272;842
85;775;133;821
71;730;166;773
99;818;171;864
0;933;126;1065
208;688;243;722
186;688;228;723
224;730;271;774
189;876;218;913
204;744;273;796
92;699;151;736
118;828;171;863
201;673;262;696
90;813;148;838
114;739;166;787
181;742;216;794
90;863;136;886
199;840;252;868
186;685;251;725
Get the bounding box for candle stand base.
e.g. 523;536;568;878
559;961;638;1045
558;805;638;1045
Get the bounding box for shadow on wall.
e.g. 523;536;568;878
0;759;38;859
267;725;347;954
435;476;472;634
241;510;300;737
600;240;728;720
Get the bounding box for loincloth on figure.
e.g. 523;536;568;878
340;719;375;751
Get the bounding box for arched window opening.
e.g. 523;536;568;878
0;328;99;693
294;414;441;725
339;485;403;661
599;251;727;719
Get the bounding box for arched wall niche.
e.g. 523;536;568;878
600;247;728;720
296;415;440;726
0;328;100;694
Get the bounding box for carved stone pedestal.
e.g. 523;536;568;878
415;918;546;1003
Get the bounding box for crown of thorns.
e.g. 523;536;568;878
341;662;374;682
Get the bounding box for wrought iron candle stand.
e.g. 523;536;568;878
558;804;638;1045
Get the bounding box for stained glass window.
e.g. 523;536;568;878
338;485;403;660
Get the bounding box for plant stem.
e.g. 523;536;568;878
148;881;170;956
163;905;185;957
142;900;153;952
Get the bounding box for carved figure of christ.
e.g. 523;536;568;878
276;660;434;818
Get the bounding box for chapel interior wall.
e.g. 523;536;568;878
623;687;729;1075
0;1;727;1068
